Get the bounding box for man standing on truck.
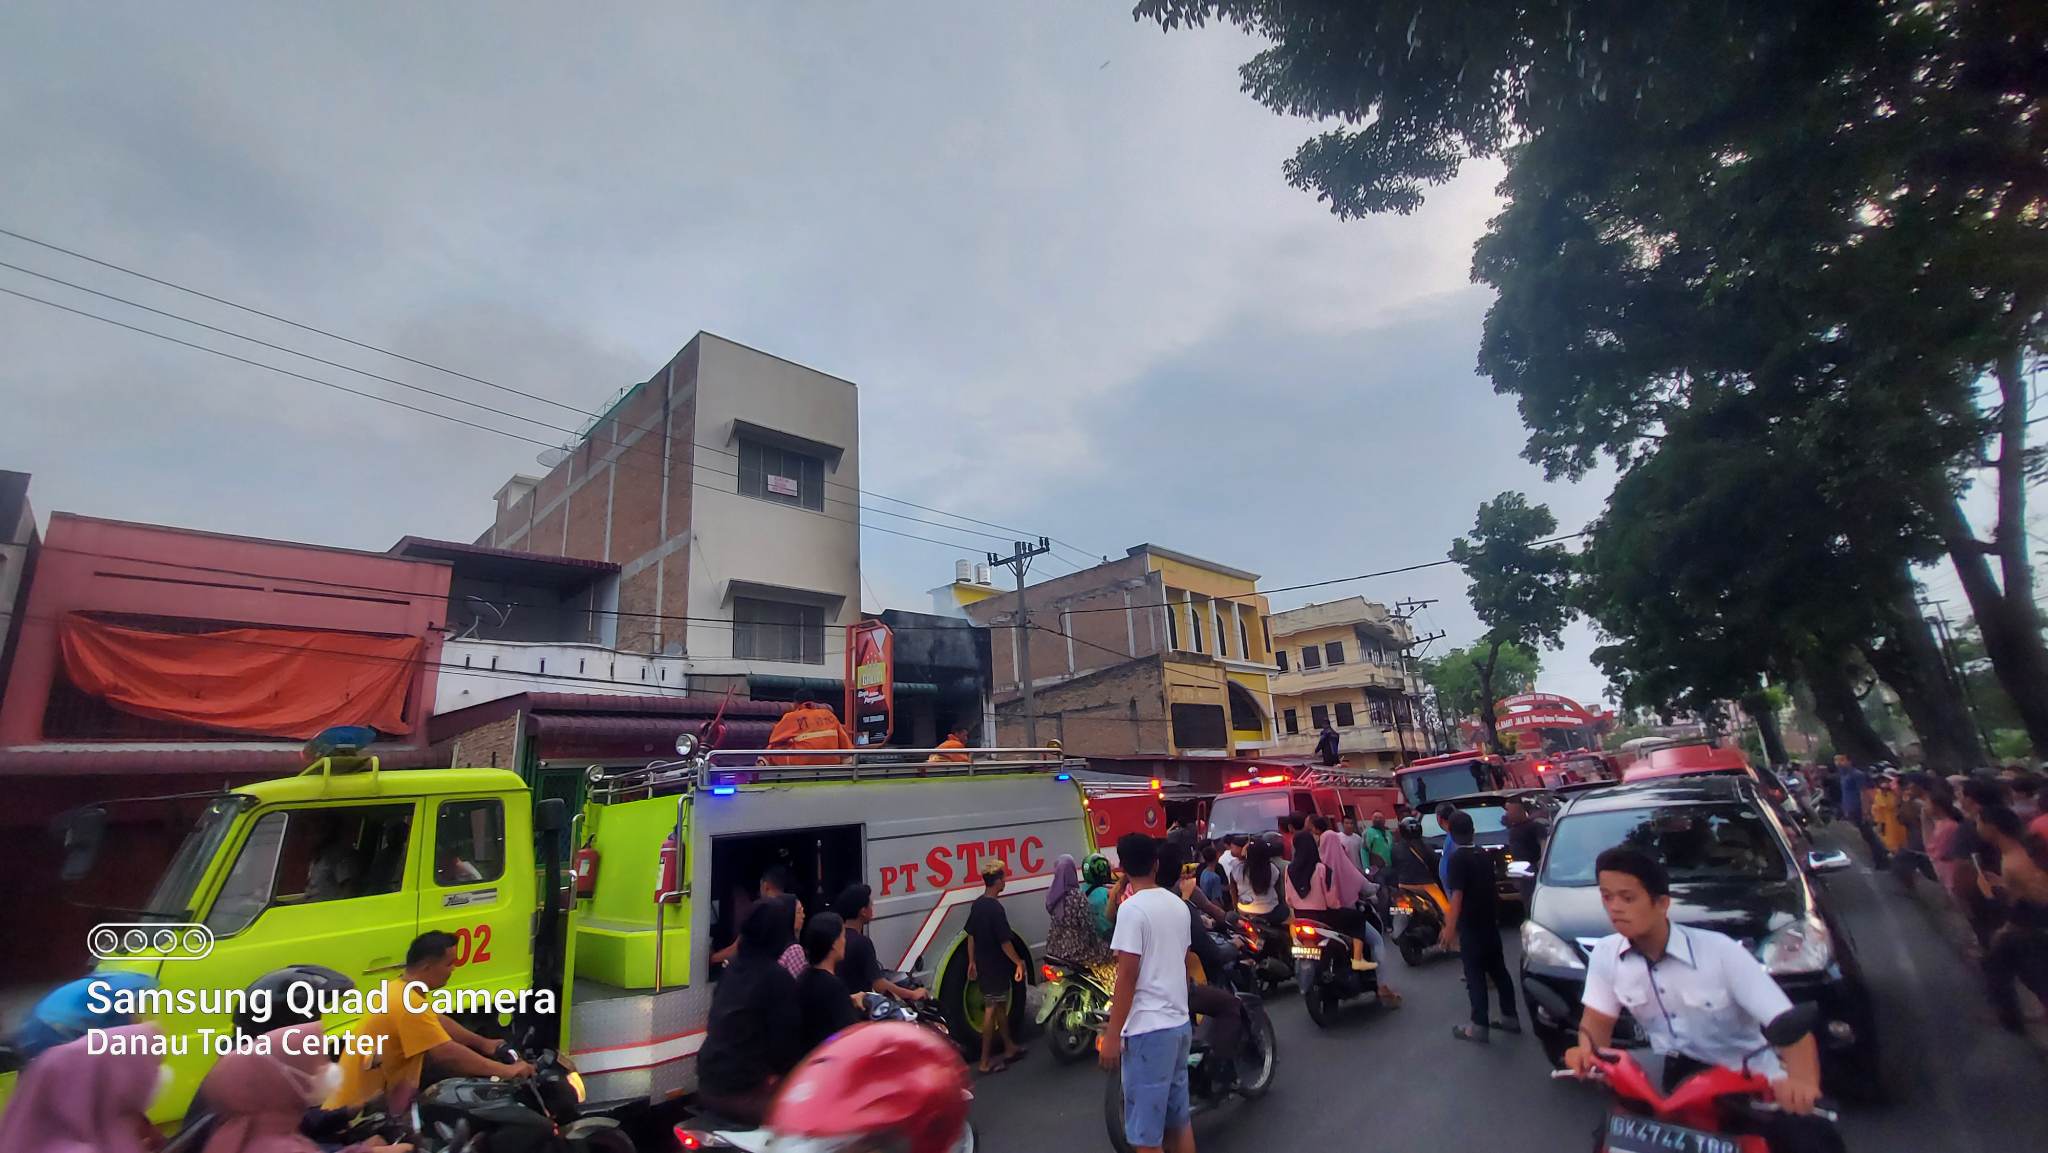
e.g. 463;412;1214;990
928;724;973;763
766;691;854;765
1316;721;1341;767
964;859;1028;1074
326;931;533;1111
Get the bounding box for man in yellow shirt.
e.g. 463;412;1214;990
327;931;534;1110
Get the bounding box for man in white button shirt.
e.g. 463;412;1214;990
1565;846;1837;1153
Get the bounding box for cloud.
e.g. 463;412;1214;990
0;0;1613;699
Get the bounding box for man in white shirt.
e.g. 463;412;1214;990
1565;846;1837;1153
1217;834;1247;905
1100;833;1196;1153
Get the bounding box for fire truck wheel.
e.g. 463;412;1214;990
936;931;1034;1051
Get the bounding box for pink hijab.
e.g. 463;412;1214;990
0;1023;164;1153
1318;829;1369;909
198;1023;330;1153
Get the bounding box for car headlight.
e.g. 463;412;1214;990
1519;921;1585;971
1759;912;1833;975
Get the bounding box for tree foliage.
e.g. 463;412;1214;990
1420;641;1541;726
1447;492;1577;751
1138;0;2048;758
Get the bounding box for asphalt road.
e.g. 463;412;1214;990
967;830;2047;1153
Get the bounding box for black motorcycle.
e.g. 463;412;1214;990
1099;985;1276;1153
1389;884;1447;966
412;1046;633;1153
1230;909;1295;992
1038;955;1112;1063
1291;903;1389;1028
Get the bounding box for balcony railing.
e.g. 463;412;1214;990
1271;661;1411;694
435;638;690;713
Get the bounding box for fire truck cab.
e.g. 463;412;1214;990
1204;765;1401;843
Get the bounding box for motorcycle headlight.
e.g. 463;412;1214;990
1759;913;1833;975
1519;921;1585;971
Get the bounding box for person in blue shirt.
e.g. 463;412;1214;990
1834;754;1888;867
1435;802;1460;889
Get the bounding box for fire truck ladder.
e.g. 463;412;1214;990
585;746;1068;802
1293;765;1398;789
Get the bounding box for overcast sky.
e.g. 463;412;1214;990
0;1;1626;706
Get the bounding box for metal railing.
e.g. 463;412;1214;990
584;746;1068;802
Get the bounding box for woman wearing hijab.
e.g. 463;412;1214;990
0;1023;166;1153
194;1023;411;1153
696;896;806;1125
1045;853;1112;968
1283;829;1401;1004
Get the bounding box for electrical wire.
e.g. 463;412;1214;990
0;226;1104;558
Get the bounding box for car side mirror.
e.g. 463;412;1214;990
1805;849;1851;874
1763;1003;1820;1047
52;805;108;882
534;798;568;834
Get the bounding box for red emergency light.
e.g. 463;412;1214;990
1225;773;1290;790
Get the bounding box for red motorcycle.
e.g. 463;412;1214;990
1533;987;1842;1153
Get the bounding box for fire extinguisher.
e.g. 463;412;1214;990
572;843;600;899
655;831;679;902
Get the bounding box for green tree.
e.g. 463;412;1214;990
1419;641;1541;731
1135;0;2046;758
1447;493;1577;752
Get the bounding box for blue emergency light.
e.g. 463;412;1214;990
1055;773;1072;781
711;785;737;796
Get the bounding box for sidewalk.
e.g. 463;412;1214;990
1825;825;2048;1058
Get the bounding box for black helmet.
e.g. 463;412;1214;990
238;964;354;1037
1398;815;1423;837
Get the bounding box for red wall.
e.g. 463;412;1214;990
0;514;452;747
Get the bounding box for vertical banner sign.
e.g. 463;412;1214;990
846;620;895;746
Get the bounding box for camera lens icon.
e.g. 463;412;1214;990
122;929;149;954
89;922;214;961
153;929;178;952
90;927;120;956
183;928;210;955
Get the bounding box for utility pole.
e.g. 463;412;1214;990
1389;599;1443;767
989;538;1052;746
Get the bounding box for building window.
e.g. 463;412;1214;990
1310;704;1331;730
1335;702;1355;727
1239;616;1251;660
1369;695;1395;726
1283;708;1299;735
1324;641;1345;665
1171;703;1228;749
1275;649;1289;672
435;799;506;886
1165;599;1180;650
1300;645;1323;671
737;436;826;511
1189;599;1205;653
733;597;826;664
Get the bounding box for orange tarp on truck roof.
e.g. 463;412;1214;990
59;614;421;739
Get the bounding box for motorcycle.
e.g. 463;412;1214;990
1099;986;1276;1153
1532;986;1842;1153
415;1045;632;1153
1231;909;1296;992
1291;903;1389;1029
1038;956;1112;1063
1389;883;1448;966
674;995;974;1152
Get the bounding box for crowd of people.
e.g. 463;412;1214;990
1798;754;2048;1034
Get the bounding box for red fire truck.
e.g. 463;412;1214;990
1204;764;1401;842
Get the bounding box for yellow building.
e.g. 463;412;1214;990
962;544;1277;759
1266;597;1425;770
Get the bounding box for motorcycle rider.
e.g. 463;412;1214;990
1563;845;1837;1153
696;897;806;1125
748;1022;973;1153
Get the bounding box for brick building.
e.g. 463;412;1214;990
475;332;861;690
964;545;1278;773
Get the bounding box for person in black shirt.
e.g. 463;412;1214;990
1441;811;1520;1042
963;860;1026;1073
697;897;803;1124
794;911;866;1055
833;884;927;1003
1503;796;1549;906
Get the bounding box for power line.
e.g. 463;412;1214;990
0;226;1104;558
0;283;999;558
1053;531;1591;615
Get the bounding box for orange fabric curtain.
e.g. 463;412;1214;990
59;615;422;739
